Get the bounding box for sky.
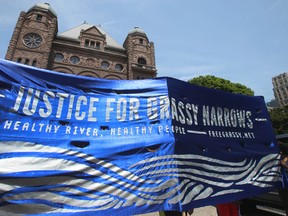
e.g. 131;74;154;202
0;0;287;102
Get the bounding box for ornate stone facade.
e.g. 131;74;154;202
5;3;157;80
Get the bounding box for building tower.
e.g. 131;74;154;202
5;3;157;80
124;27;157;79
5;3;58;69
272;72;288;107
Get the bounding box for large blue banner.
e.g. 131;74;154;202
0;59;282;215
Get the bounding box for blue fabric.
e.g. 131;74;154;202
0;59;282;215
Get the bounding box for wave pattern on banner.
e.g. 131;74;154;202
0;141;281;214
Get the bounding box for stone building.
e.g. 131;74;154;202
5;3;157;80
272;72;288;107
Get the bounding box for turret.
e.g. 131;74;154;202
124;27;157;79
5;3;58;69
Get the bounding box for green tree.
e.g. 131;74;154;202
188;75;254;96
269;105;288;134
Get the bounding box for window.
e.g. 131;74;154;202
36;14;42;21
84;40;101;49
115;64;124;72
138;58;146;65
17;58;22;63
36;14;43;21
84;40;89;47
22;33;43;48
101;61;110;69
32;60;37;66
54;53;64;62
139;39;144;44
96;42;101;49
70;56;80;64
24;59;30;65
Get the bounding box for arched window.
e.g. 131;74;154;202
138;58;146;65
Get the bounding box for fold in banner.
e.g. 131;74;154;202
0;59;282;215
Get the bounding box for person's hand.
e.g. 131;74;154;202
281;156;288;168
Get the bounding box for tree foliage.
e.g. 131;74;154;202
269;105;288;134
188;75;254;96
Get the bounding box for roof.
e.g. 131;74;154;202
58;23;125;50
128;27;147;36
28;3;57;17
